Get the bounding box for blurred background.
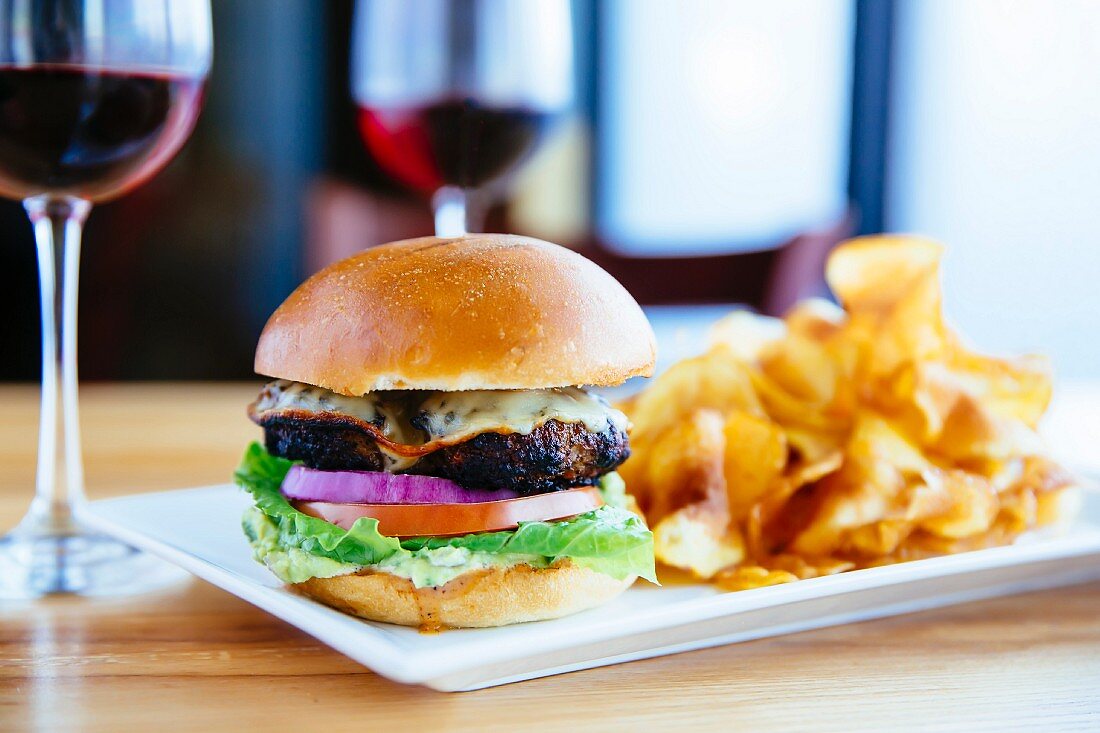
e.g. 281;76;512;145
1;0;1097;383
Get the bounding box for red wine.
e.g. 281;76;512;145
0;64;205;202
357;99;558;192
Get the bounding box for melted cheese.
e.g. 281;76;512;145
254;380;387;424
252;380;423;449
251;380;627;450
253;381;425;470
416;387;627;442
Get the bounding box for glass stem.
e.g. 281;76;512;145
432;185;468;237
19;195;91;537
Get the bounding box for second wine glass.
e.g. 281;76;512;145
351;0;573;236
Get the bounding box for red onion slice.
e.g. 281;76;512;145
280;465;520;504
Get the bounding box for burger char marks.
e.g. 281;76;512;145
410;419;630;495
261;413;387;472
248;380;632;494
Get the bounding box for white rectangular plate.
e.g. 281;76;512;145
80;486;1100;692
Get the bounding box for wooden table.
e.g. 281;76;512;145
1;383;1099;732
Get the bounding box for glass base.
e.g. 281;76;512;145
0;524;189;599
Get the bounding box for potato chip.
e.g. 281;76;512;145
619;234;1080;591
654;507;746;579
632;409;728;525
784;297;846;341
631;410;750;579
708;310;786;360
766;553;855;579
756;450;844;528
918;470;999;539
748;368;843;433
715;566;798;591
874;361;967;443
829;236;950;378
1036;486;1084;529
933;394;1045;462
788;478;890;557
626;347;763;446
759;334;838;407
841;520;912;557
786;414;932;555
723;411;787;519
825;235;943;315
783;426;845;466
997;488;1038;535
949;350;1053;427
902;478;955;521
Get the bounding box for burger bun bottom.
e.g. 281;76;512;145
293;561;634;629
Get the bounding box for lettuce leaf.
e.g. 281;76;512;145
243;506;364;583
235;442;403;565
234;442;656;584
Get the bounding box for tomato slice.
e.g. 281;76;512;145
292;486;604;537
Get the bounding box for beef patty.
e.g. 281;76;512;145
260;415;629;496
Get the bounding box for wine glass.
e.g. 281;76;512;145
351;0;573;236
0;0;212;598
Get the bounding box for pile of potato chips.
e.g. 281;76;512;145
619;235;1081;590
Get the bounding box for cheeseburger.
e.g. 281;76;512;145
234;234;657;628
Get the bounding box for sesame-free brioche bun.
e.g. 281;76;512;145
294;561;635;628
254;234;656;394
